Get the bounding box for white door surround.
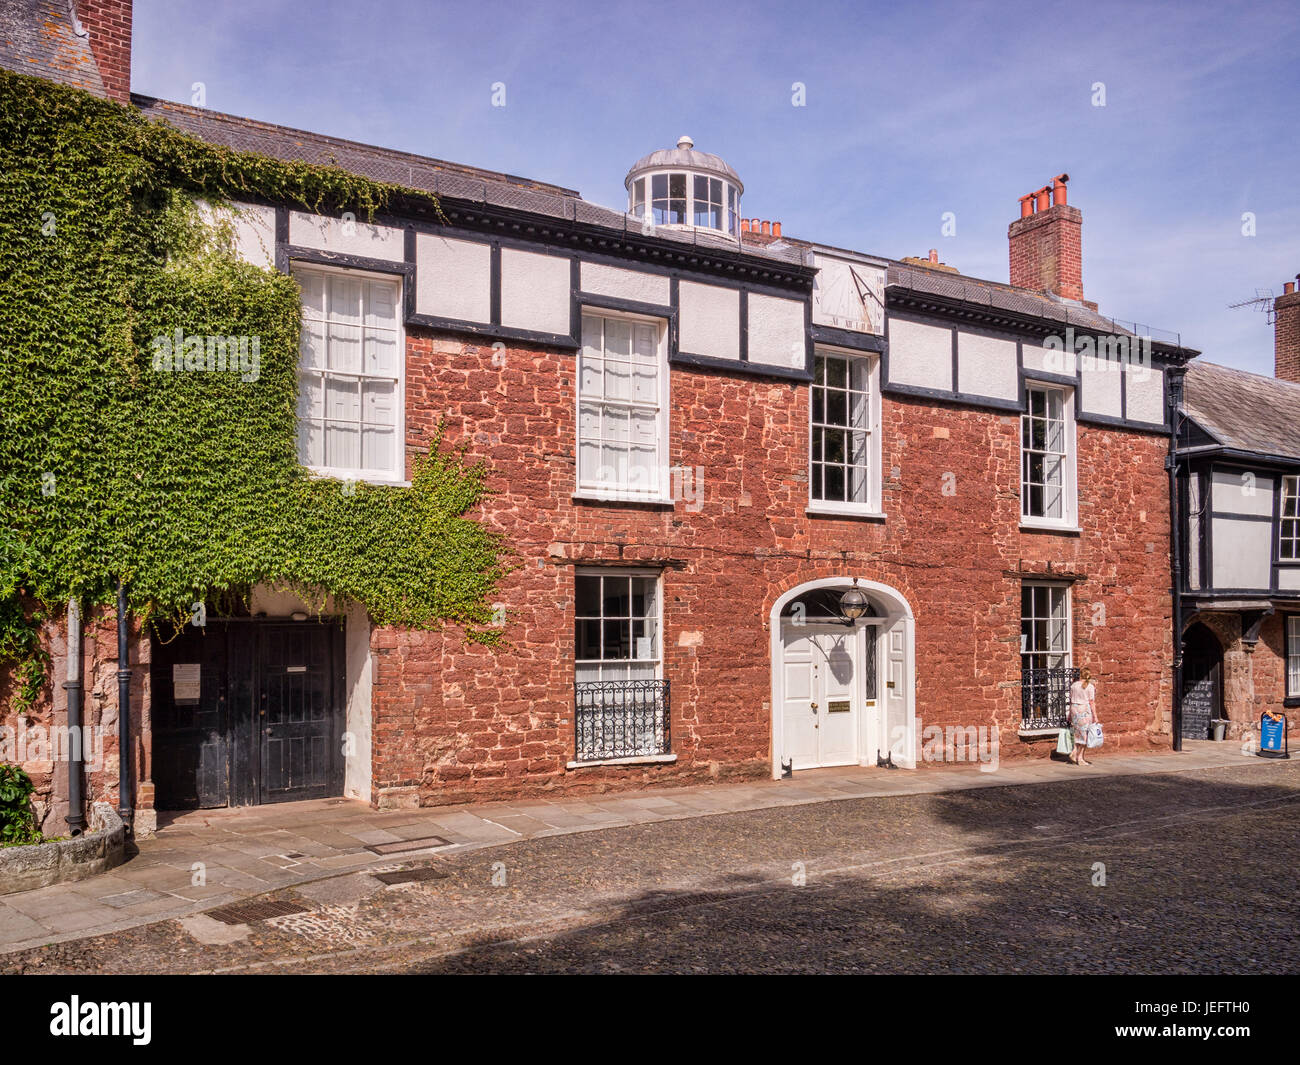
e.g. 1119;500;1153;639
769;577;916;778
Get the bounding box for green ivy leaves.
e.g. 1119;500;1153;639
0;70;507;708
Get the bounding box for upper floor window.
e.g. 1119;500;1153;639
1021;385;1076;526
578;312;668;499
1288;617;1300;698
809;350;881;514
1281;475;1299;560
295;265;403;483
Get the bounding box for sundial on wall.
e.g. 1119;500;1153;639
812;255;884;334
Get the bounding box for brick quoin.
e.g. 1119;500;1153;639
74;0;133;104
371;330;1173;807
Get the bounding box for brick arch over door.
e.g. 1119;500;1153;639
768;577;916;778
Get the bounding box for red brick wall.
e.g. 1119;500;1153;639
1009;205;1084;301
1275;289;1300;384
373;329;1174;806
74;0;132;104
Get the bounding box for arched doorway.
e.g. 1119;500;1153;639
1181;622;1224;741
769;578;915;777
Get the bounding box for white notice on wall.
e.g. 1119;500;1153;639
173;663;201;703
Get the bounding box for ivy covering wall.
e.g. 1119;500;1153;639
0;69;506;706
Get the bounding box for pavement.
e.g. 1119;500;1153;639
0;740;1275;956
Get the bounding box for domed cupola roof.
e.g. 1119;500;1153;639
625;136;744;193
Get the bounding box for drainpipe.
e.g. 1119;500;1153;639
116;580;133;831
63;597;86;835
1167;366;1188;752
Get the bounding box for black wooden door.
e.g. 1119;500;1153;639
1181;623;1223;740
152;624;231;808
257;623;342;804
152;619;344;809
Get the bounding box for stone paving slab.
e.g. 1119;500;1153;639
0;743;1270;954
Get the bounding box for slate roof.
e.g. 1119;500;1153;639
886;261;1138;335
0;0;105;97
129;97;807;267
1182;360;1300;462
131;95;580;200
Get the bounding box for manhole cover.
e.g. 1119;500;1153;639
364;835;451;855
205;899;307;925
372;867;450;885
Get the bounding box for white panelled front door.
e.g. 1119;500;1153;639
780;624;862;769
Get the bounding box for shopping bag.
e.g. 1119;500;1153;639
1056;728;1074;755
1086;722;1104;749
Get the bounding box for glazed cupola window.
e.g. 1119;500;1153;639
626;136;744;236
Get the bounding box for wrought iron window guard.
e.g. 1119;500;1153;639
575;679;670;761
1020;667;1079;730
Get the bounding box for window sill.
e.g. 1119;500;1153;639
572;491;675;508
566;753;677;769
1018;726;1067;739
807;505;885;522
306;467;411;489
1283;696;1300;709
1019;521;1081;536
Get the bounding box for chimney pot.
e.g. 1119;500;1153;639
772;221;782;238
740;219;750;233
1035;186;1051;212
1019;194;1035;218
761;220;771;236
928;249;938;263
1052;174;1069;206
1286;281;1297;296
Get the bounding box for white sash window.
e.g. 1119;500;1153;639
1022;385;1076;526
578;312;667;499
295;265;404;483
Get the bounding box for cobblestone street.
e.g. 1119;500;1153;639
4;757;1297;974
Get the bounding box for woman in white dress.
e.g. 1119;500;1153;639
1067;667;1098;765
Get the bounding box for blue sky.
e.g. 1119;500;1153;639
133;0;1300;375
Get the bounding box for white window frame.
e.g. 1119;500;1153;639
1020;384;1078;529
575;309;671;503
1288;616;1300;699
1280;475;1300;561
293;262;407;486
1020;581;1072;672
807;347;882;517
574;568;663;684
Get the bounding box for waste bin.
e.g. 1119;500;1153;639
1211;718;1229;741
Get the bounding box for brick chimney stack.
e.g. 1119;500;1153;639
74;0;133;104
1276;276;1300;383
1008;174;1083;301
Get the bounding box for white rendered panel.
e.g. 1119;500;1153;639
747;293;806;370
580;262;670;306
415;234;491;323
289;210;404;261
888;318;952;392
1210;516;1272;588
956;330;1018;401
678;281;740;361
500;247;571;335
1211;469;1275;517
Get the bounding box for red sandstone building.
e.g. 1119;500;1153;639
4;2;1294;838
